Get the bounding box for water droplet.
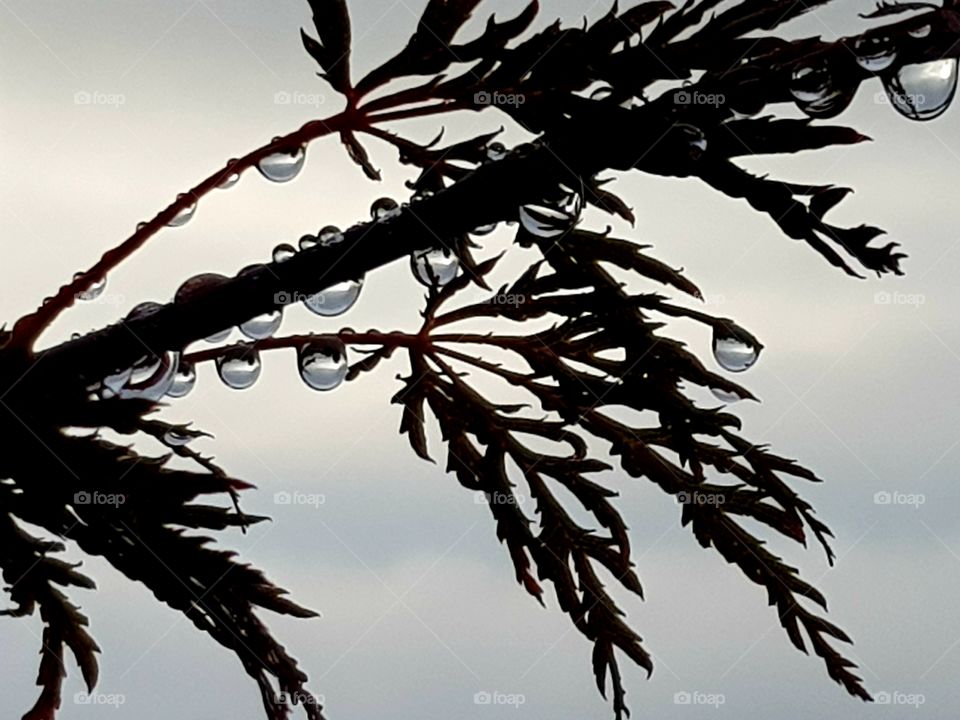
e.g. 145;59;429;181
218;163;241;189
319;225;345;245
412;190;435;202
883;58;958;121
120;351;180;401
239;309;282;340
712;330;760;373
74;273;105;301
789;63;853;118
486;142;507;162
298;339;348;391
304;278;363;316
677;124;707;158
853;35;897;73
167;361;196;398
216;348;262;390
175;273;228;304
710;387;742;404
272;243;297;263
205;328;231;343
163;428;193;446
518;182;583;238
371;197;401;221
471;222;497;236
411;247;459;287
591;85;614;101
257;145;306;183
126;301;163;322
908;24;931;39
299;234;318;251
167;196;196;227
102;367;133;396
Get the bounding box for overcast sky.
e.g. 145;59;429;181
2;0;960;718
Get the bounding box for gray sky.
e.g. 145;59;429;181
2;0;960;718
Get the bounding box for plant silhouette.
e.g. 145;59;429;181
2;1;957;718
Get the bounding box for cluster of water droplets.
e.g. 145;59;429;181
790;28;958;122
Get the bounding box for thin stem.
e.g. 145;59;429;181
11;100;465;351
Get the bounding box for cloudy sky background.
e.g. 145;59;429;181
2;0;960;718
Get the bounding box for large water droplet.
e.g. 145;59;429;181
175;273;228;305
371;197;401;221
853;35;897;73
789;63;853;118
304;278;363;316
257;144;306;183
120;351;180;401
273;243;297;263
74;273;105;301
712;330;760;373
216;348;262;390
239;309;282;340
298;339;348;391
883;58;958;121
167;361;196;398
101;367;133;398
411;247;459;287
167;196;197;227
518;182;583;238
299;234;318;251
